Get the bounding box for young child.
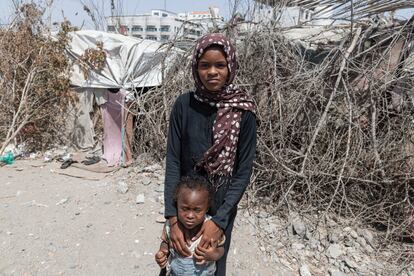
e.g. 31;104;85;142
155;176;225;276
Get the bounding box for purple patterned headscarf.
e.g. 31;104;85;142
192;33;256;179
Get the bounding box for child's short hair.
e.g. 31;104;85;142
174;175;214;207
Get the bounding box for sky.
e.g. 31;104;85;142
0;0;234;28
0;0;413;29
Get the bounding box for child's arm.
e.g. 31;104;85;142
155;225;170;268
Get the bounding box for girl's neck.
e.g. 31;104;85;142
182;223;203;241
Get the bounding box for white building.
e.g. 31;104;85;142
106;8;221;44
252;1;355;27
177;7;223;31
252;3;313;27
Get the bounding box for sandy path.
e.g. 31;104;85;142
0;160;284;276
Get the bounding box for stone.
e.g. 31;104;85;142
365;244;374;253
328;232;340;243
349;230;358;239
155;185;164;193
343;236;354;247
135;194;145;204
155;195;163;204
264;223;277;234
352;252;360;264
329;268;346;276
143;164;162;173
326;216;337;227
140;177;151;186
309;238;320;249
342;266;350;274
292;218;306;238
304;229;312;240
344;257;357;269
155;216;166;223
317;244;324;252
258;211;268;218
117;181;129;194
356;237;366;247
292;243;305;251
56;198;69;206
299;264;312;276
326;244;342;259
360;229;374;244
275;242;284;250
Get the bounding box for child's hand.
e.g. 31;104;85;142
155;245;169;268
194;238;224;263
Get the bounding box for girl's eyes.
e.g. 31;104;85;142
198;63;209;69
198;63;227;69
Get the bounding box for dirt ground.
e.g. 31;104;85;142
0;160;287;276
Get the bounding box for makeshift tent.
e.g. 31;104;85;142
67;30;181;88
65;30;182;167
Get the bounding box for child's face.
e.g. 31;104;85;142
197;47;229;92
177;188;209;230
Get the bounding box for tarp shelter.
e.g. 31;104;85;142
65;30;182;167
67;30;182;88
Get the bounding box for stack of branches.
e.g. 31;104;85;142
133;19;414;240
0;3;76;154
245;23;414;241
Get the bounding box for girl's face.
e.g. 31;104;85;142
177;188;209;230
197;47;229;92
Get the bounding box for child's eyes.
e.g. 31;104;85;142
198;63;227;69
198;63;209;69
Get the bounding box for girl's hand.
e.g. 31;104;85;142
169;217;192;257
193;220;223;261
194;239;224;263
155;245;169;268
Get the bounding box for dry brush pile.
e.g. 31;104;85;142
0;3;76;154
133;21;414;240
